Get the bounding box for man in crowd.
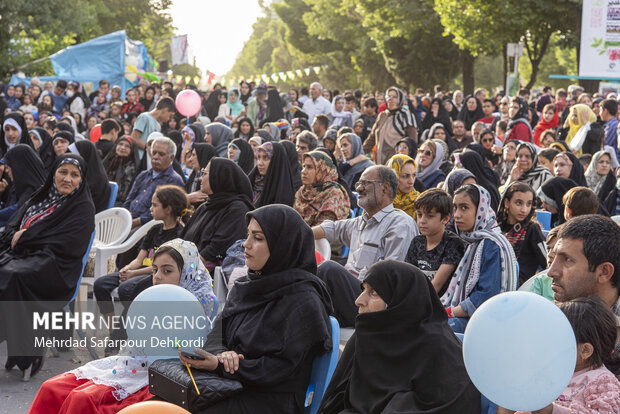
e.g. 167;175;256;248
601;99;619;160
478;99;498;129
296;130;318;164
96;119;122;159
452;119;472;149
312;114;329;144
312;165;418;326
303;82;332;124
41;80;68;114
131;97;175;156
123;136;184;228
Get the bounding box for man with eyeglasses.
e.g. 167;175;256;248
296;130;318;164
312;165;418;326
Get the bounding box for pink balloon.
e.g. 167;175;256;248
175;89;202;117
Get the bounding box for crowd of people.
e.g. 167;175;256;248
0;77;619;413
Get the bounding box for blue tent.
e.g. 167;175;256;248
10;30;153;95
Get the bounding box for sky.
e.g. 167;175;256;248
168;0;264;76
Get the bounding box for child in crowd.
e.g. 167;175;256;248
497;182;547;286
513;297;620;414
93;185;187;355
562;186;599;221
525;225;561;301
441;184;518;333
405;188;465;296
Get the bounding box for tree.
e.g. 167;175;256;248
434;0;579;89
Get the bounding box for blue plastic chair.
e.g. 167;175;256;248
106;181;119;210
304;316;340;414
536;210;551;237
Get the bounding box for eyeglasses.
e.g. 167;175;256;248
481;138;494;143
355;179;382;189
200;168;209;177
418;149;433;157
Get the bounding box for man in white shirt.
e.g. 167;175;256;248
312;165;419;326
302;82;332;125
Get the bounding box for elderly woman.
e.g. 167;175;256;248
363;87;418;164
318;260;480;414
102;136;141;206
182;158;254;272
503;142;553;192
337;133;374;192
553;151;587;186
249;142;296;207
415;140;445;189
294;150;350;226
0;154;95;379
175;204;332;413
386;154;420;219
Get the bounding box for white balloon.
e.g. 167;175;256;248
463;292;576;411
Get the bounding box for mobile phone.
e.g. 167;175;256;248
181;351;205;360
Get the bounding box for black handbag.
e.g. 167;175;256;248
148;359;244;411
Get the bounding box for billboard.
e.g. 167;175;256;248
580;0;620;78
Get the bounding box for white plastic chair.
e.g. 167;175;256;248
93;208;133;279
213;266;228;314
315;238;331;261
612;215;620;226
93;219;163;280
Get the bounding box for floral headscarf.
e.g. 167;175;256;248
294;151;350;225
386;154;420;219
441;185;518;309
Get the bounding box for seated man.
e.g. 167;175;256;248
547;214;620;373
123;136;184;228
312;165;418;326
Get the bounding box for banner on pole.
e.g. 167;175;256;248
171;35;191;66
580;0;620;78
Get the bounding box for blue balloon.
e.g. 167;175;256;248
463;291;576;411
127;284;209;361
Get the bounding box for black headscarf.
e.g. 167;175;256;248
422;98;454;135
3;145;46;207
202;157;254;212
459;151;501;212
55;122;75;140
429;123;457;155
559;151;587;186
265;89;284;123
239;81;252;106
102;136;141;180
538;177;578;226
318;260;480;414
168;130;184;161
249;142;296;207
73;140;111;213
456;95;484;130
395;137;418;158
0;113;35;156
204;90;221;122
30;127;55;172
280;140;302;190
184;143;217;194
234;117;255;139
512;96;530;121
228;138;254;175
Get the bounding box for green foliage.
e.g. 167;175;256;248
1;0;175;79
519;35;578;90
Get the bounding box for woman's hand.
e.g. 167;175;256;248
119;267;137;282
217;350;245;374
11;229;25;249
178;348;219;371
0;178;8;193
187;191;208;205
492;144;502;155
509;163;522;183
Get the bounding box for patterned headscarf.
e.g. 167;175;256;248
566;104;597;152
294;151;350;225
386;154;419;219
441;185;518;309
20;157;84;229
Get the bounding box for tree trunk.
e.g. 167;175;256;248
462;52;475;95
503;44;508;93
524;32;552;90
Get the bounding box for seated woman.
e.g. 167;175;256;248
458;150;501;212
415;140;445;189
185;143;217;208
71;140;111;213
536;177;578;228
233;117;255;140
318;260;480;414
0;112;36;156
28;239;215;413
182;158;254;273
206;123;234;157
386;154;420;219
496;182;547;286
337;133;374;192
29;127;55;173
227;138;254;175
52;131;75;159
102;136;141;206
0;145;46;227
0;154;95;378
176;204;332;413
249;142;296;207
442;168;477;197
442;184;518;334
553;151;587;186
294;150;350;226
503;142;553;193
585;148;617;202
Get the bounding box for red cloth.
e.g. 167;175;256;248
532;111;559;146
28;372;153;414
315;250;325;264
505;122;532;143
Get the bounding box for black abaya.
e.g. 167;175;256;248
318;260;480;414
459;151;501;212
74;140;111;213
229;138;254;175
184;143;217;194
3;145;46;207
0;113;36;156
281;140;302;190
32;127;55;172
249;142;296;207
